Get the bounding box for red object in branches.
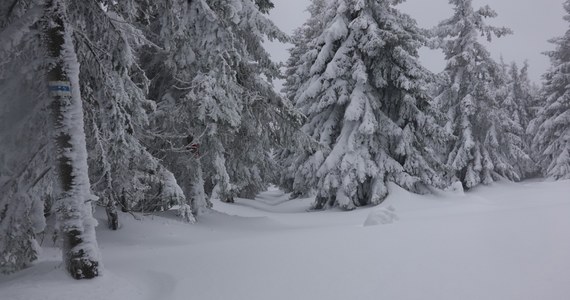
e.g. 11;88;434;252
189;143;200;155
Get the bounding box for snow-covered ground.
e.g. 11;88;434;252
1;180;569;300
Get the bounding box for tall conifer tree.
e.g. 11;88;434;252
142;0;290;208
529;0;570;179
433;0;527;189
502;62;537;177
284;0;447;210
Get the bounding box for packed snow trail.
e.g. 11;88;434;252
1;180;569;300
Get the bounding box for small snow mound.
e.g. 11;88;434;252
445;181;464;194
363;206;399;226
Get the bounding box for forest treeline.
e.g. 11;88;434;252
0;0;569;278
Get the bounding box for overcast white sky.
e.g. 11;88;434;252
266;0;568;84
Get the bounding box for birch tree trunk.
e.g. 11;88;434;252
45;0;101;279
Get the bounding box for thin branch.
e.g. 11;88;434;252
26;167;51;192
0;143;47;190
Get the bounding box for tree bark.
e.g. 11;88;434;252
45;0;101;279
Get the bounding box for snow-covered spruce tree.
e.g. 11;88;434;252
143;0;290;208
285;0;448;210
502;61;537;177
205;0;293;202
432;0;530;189
275;0;328;198
281;0;328;103
0;0;86;275
0;0;53;274
65;1;188;222
508;62;536;132
222;0;300;200
1;0;186;275
0;109;53;274
528;0;570;180
0;67;53;273
44;0;101;278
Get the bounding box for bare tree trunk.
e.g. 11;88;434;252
45;0;101;279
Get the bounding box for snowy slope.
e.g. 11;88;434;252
1;180;569;300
